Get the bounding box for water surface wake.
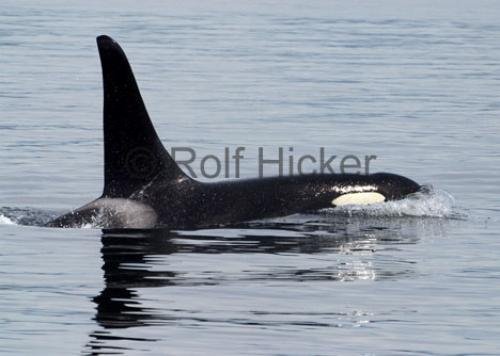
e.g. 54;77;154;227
327;185;458;219
0;207;58;226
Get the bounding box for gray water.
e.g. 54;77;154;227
1;1;500;355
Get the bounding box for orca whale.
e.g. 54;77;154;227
46;35;420;229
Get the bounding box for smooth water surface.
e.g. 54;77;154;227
1;1;500;355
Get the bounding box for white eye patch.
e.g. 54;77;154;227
332;192;386;206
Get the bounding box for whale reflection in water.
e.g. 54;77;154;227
84;215;448;354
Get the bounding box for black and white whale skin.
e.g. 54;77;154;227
46;35;420;229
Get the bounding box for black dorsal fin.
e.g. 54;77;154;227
96;35;187;198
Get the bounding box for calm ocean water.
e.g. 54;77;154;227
1;1;500;355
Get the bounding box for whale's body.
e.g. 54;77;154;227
46;36;420;229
